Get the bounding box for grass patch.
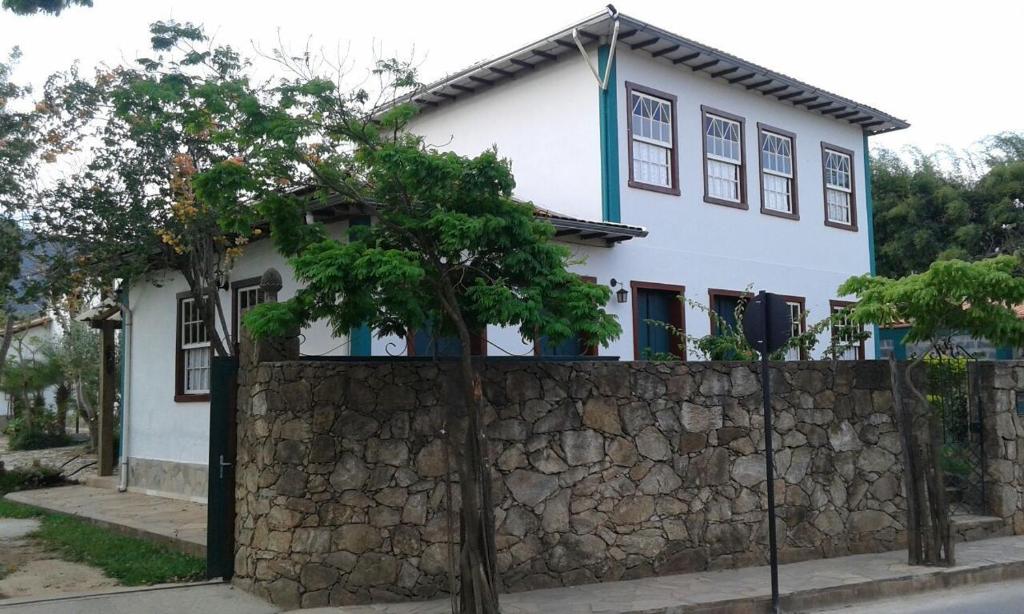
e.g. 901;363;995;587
0;468;205;585
33;514;206;585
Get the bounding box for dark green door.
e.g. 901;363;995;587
636;288;677;357
207;356;239;580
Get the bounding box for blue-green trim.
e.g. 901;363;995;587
863;133;880;358
598;45;620;223
349;216;372;356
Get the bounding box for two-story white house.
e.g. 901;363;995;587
116;7;908;501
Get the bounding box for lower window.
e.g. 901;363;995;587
176;294;211;401
830;300;865;360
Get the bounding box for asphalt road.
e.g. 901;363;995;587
808;579;1024;613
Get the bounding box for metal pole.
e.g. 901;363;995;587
761;295;781;614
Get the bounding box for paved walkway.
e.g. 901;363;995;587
3;485;206;557
0;582;278;613
300;535;1024;614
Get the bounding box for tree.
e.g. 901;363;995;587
2;0;91;15
33;21;260;357
872;134;1024;278
0;49;42;384
839;255;1024;567
43;318;100;449
227;62;620;610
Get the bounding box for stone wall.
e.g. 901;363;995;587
975;362;1024;532
233;356;916;609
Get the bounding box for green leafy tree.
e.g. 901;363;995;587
34;22;260;356
0;49;42;382
840;255;1024;568
872;134;1024;278
2;0;91;15
223;59;620;610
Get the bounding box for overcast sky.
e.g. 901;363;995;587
1;0;1020;157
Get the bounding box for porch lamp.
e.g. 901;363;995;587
609;278;629;304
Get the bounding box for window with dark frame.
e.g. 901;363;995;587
830;300;865;360
176;294;211;401
822;143;857;230
231;277;265;350
781;296;806;360
626;82;679;195
758;124;798;219
702;106;746;208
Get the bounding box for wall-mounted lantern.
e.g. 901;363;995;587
609;278;629;304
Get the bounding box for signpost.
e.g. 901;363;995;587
741;291;792;614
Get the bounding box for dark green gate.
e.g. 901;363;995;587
926;349;986;515
207;356;239;580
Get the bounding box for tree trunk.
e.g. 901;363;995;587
890;355;921;564
0;315;14;387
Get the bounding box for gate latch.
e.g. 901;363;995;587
219;454;232;479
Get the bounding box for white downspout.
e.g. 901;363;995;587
118;293;133;492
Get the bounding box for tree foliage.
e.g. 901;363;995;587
33;21;261;356
839;255;1024;349
873;134;1024;278
2;0;91;15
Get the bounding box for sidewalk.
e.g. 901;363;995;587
300;535;1024;614
0;582;278;613
3;485;206;557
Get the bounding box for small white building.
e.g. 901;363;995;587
0;314;62;425
119;8;908;501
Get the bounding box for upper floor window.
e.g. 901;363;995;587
822;143;857;230
759;124;798;219
626;82;679;195
702;106;746;208
176;294;211;400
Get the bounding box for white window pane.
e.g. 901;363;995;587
763;174;791;212
827;188;851;224
634;141;671;188
707;159;740;201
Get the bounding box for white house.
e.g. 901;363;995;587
0;314;62;425
118;7;908;501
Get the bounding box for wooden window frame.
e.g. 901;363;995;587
175;291;210;403
779;294;808;359
701;105;748;209
533;275;599;358
821;142;858;231
631;281;686;360
626;81;680;196
829;299;865;360
230;276;263;353
758;123;799;220
707;288;753;335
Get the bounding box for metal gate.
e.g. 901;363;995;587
926;348;986;515
207;356;239;580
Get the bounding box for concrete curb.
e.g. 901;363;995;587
636;559;1024;614
0;580;225;608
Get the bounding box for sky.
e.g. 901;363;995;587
1;0;1021;157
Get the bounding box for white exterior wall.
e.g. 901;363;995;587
609;48;873;357
407;54;602;221
392;47;875;359
125;223;353;470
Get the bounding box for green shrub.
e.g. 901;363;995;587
4;415;73;451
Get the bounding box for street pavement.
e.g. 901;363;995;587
0;582;280;614
808;578;1024;613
